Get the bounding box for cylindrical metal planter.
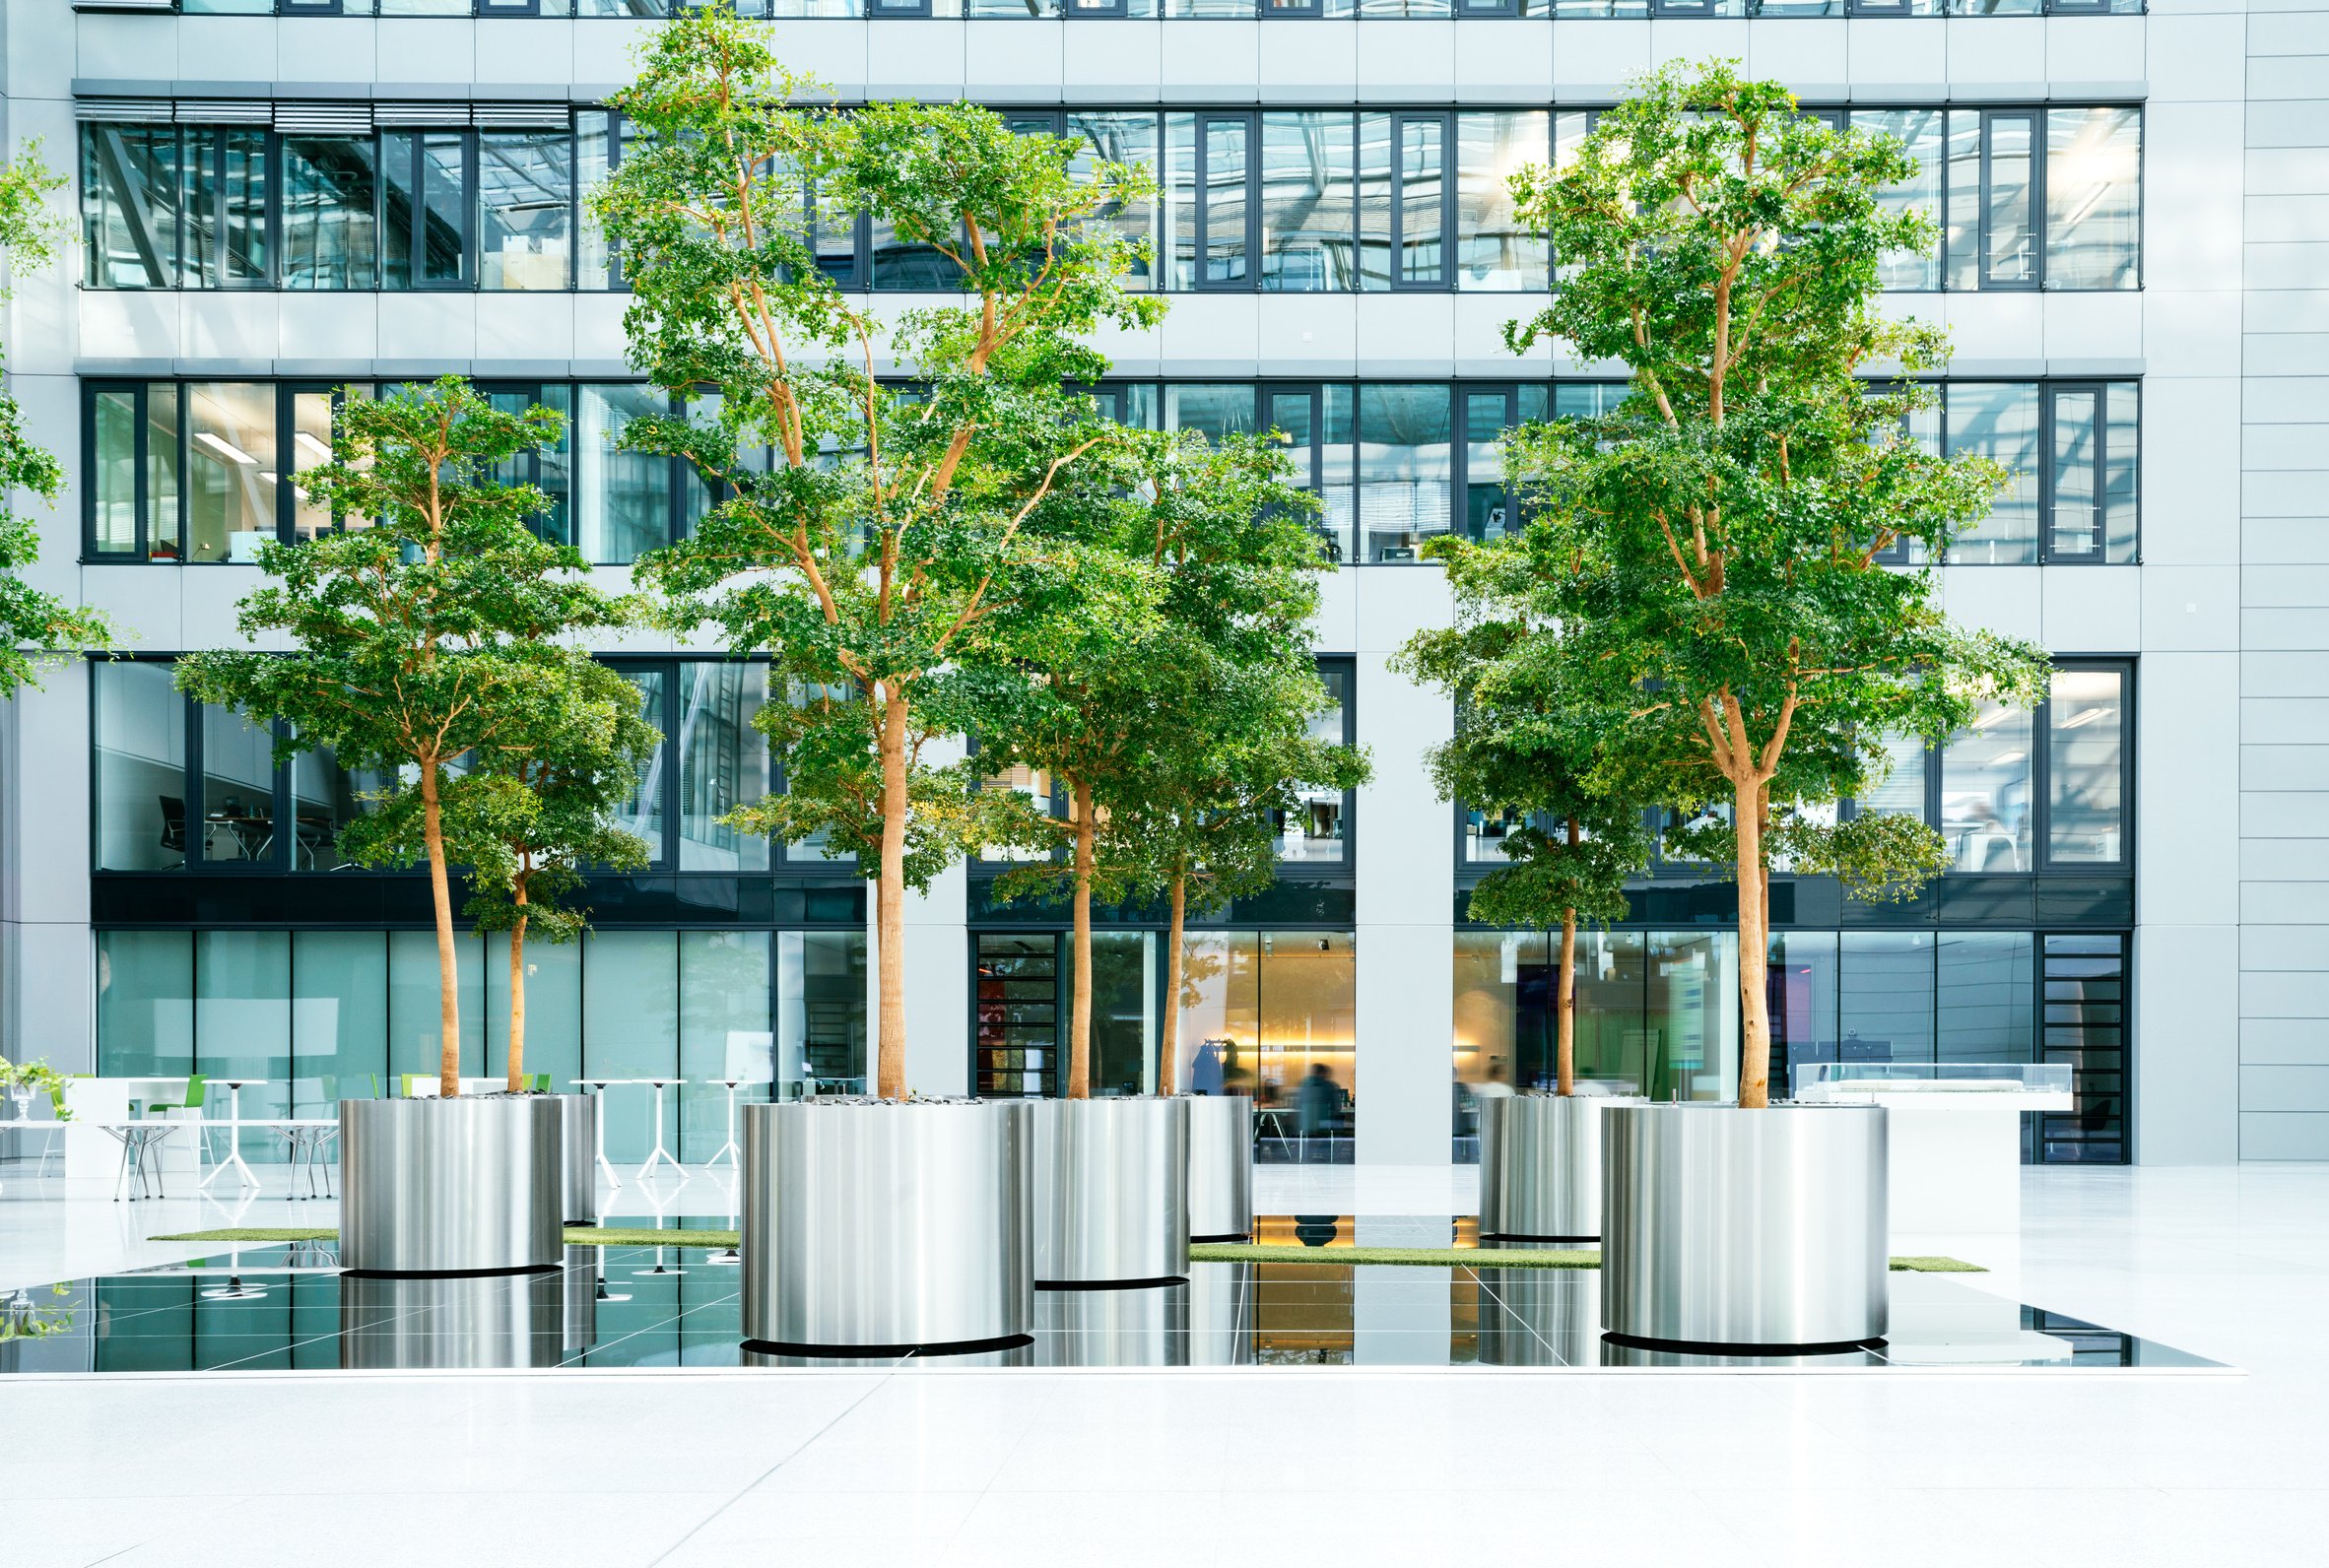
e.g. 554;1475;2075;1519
1188;1260;1256;1367
1601;1102;1889;1353
338;1270;566;1369
558;1093;598;1224
1185;1093;1253;1243
1033;1280;1190;1367
1479;1092;1645;1243
339;1095;564;1276
1030;1096;1189;1286
741;1099;1031;1355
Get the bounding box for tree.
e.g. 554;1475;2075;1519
975;427;1360;1099
1497;62;2049;1108
0;144;116;689
1395;549;1653;1096
175;378;637;1097
594;3;1162;1098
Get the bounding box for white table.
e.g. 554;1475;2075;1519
1797;1079;2075;1232
195;1079;270;1192
703;1079;770;1169
572;1079;693;1186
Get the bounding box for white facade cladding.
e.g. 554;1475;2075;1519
8;2;2327;1162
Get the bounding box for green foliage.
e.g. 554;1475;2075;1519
0;144;119;692
0;1054;74;1121
1663;806;1954;905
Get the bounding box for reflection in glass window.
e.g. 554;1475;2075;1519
1859;732;1928;821
1320;384;1357;566
1768;930;1840;1093
293;932;389;1113
1203;117;1251;286
616;668;667;859
1942;702;2032;872
1839;932;1935;1065
1084;931;1159;1097
281;135;378;290
186;382;278;565
479;132;574;291
1465;807;1525;864
1936;932;2033;1063
96;663;190;872
82;125;182;289
1260;113;1355;292
1164;383;1257;442
1854;108;1944;293
289;390;337;539
782;931;868;1097
576;384;671;563
1456;111;1549;293
1946;383;2040;564
1358;385;1451;561
2045;107;2141;291
198;932;295;1141
91;390;142;557
1175;930;1357;1161
2048;668;2124;864
98;932;194;1082
1278;666;1348;863
582;930;681;1160
1067;111;1160;290
679;930;774;1156
1358;113;1448;289
1982;111;2039;288
200;704;277;866
382;130;469;289
2047;383;2140;564
183;129;270;289
576;112;617;291
678;663;771;872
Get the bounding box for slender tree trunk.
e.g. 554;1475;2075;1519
1158;873;1187;1096
1067;777;1095;1100
1734;775;1771;1108
505;900;529;1094
1556;817;1580;1097
419;761;461;1098
875;687;910;1100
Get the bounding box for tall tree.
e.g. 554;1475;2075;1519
595;3;1163;1098
1498;62;2048;1108
0;144;116;688
176;378;635;1097
1395;556;1653;1095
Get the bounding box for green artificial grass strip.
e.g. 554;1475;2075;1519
1887;1254;1988;1274
150;1226;742;1249
150;1228;336;1243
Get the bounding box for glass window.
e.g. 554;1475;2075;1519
1279;665;1348;863
1462;388;1513;541
1839;932;1935;1065
1202;117;1251;287
678;663;771;872
479;131;573;292
2045;106;2140;291
576;112;617;291
1164;383;1258;442
1767;930;1839;1095
387;929;485;1086
1083;931;1159;1098
1982;111;2040;289
976;934;1059;1098
1451;930;1543;1159
1936;932;2033;1063
2048;668;2124;865
1358;384;1451;561
1320;383;1356;565
200;704;277;866
179;129;270;289
616;667;668;859
96;663;189;872
581;931;679;1161
1942;109;1982;292
287;389;338;541
1646;931;1737;1102
1854;108;1944;293
1859;732;1929;821
680;931;774;1156
383;130;469;289
293;931;388;1112
98;932;195;1082
149;384;183;560
1258;113;1355;293
2047;383;2140;564
91;389;141;556
1261;931;1357;1159
1068;111;1160;291
197;931;294;1146
1942;700;2033;872
1464;807;1526;864
1946;383;2040;564
1359;113;1448;290
781;931;867;1098
1456;111;1548;293
485;937;581;1093
288;737;394;872
576;384;672;563
2104;382;2139;561
280;135;378;290
184;381;278;564
82;124;181;289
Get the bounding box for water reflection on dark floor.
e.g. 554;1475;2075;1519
0;1216;2224;1375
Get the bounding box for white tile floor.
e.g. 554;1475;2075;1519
3;1160;2325;1567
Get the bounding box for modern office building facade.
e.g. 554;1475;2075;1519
0;1;2314;1167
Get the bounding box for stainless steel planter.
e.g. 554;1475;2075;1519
1478;1092;1645;1243
1033;1280;1190;1367
1030;1096;1189;1286
1474;1266;1599;1366
1185;1093;1253;1242
1601;1101;1889;1352
740;1099;1031;1354
339;1095;564;1276
558;1093;598;1224
338;1270;566;1369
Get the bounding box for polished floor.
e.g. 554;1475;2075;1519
2;1160;2324;1566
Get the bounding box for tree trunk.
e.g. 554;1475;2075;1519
1734;774;1771;1108
1066;777;1095;1100
418;761;462;1098
874;687;909;1100
504;901;529;1094
1557;909;1578;1098
1158;873;1187;1096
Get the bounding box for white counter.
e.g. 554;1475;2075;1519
1799;1082;2075;1233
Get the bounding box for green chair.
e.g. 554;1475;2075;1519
144;1073;212;1168
400;1073;425;1098
527;1073;551;1094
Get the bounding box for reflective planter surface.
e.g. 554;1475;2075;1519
1601;1101;1889;1352
1030;1097;1189;1286
339;1095;564;1276
338;1270;566;1369
1478;1092;1645;1243
558;1093;598;1224
1186;1093;1254;1242
741;1099;1031;1354
1033;1280;1190;1367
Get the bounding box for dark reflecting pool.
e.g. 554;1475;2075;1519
0;1217;2226;1375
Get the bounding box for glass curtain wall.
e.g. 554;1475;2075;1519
1175;930;1358;1162
96;929;865;1162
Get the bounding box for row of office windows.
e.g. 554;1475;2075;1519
80;377;2140;569
91;657;849;876
145;0;2149;18
77;103;2141;294
1466;665;2135;877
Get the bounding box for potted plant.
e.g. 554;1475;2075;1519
1497;63;2047;1351
0;1055;74;1125
594;5;1161;1351
178;377;637;1277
